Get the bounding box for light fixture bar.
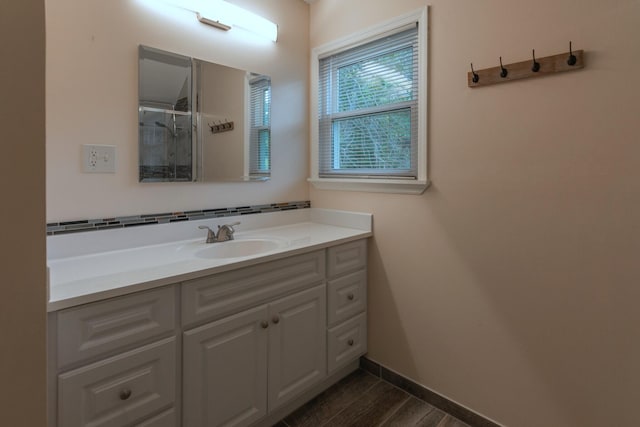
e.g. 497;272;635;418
197;1;277;42
196;12;231;31
158;0;278;42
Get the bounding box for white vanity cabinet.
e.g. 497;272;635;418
181;251;327;427
49;238;369;427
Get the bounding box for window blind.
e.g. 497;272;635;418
318;24;419;179
249;76;271;175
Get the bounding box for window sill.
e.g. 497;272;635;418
308;177;430;195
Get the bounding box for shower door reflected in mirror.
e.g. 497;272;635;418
138;46;194;182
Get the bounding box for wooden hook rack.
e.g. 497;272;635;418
208;120;234;134
468;49;584;88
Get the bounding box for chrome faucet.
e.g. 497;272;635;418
198;222;241;243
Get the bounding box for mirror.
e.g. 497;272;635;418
138;45;271;182
138;46;194;181
194;60;271;182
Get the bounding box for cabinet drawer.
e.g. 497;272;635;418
327;270;367;326
135;408;176;427
327;313;367;374
182;250;325;327
58;337;176;427
57;286;176;369
327;240;367;279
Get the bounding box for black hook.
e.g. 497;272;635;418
531;49;540;72
470;63;479;83
499;56;508;78
567;41;577;66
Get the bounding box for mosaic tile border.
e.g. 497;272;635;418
47;200;311;235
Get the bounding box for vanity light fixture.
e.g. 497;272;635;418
160;0;277;42
198;1;278;42
196;13;231;31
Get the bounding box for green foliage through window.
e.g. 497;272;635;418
333;109;411;170
337;47;414;112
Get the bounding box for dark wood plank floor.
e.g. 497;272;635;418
274;369;470;427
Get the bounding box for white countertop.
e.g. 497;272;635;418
47;209;372;312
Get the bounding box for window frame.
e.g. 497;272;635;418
248;75;271;177
309;8;429;194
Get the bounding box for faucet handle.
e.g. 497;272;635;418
217;221;241;241
218;221;241;231
198;225;216;243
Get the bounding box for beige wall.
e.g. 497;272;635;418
46;0;309;222
310;0;640;426
0;0;47;425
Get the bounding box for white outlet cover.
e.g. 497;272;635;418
83;144;116;173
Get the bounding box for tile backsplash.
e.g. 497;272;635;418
47;201;311;235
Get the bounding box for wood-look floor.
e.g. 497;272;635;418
274;369;470;427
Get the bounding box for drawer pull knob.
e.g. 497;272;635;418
272;315;280;324
347;293;355;301
348;339;354;346
119;389;132;401
260;321;269;329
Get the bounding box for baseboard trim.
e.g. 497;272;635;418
359;357;503;427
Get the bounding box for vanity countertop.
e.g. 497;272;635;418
47;209;372;312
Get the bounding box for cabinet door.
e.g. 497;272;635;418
268;285;326;411
183;305;268;427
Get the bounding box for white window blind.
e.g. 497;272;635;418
249;75;271;176
318;24;419;179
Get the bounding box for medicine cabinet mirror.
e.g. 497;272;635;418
138;45;271;182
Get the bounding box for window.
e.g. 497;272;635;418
249;75;271;176
310;9;428;194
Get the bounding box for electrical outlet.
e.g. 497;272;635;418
83;144;116;173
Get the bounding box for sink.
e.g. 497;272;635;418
194;238;285;259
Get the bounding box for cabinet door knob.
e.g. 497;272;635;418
272;315;280;324
119;388;132;401
347;293;355;301
347;339;354;346
260;321;269;329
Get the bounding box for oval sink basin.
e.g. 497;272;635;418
195;238;284;260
